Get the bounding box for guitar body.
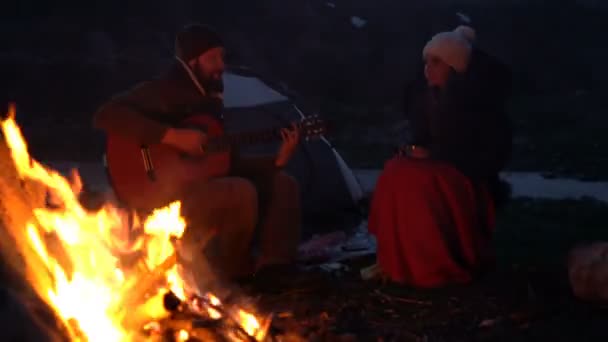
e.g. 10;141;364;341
105;115;231;210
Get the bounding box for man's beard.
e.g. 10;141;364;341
202;77;224;94
195;69;224;94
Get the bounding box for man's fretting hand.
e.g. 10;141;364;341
275;123;300;167
161;128;208;155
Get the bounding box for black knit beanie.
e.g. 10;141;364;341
175;24;224;62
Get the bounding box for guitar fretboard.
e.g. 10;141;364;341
206;124;298;152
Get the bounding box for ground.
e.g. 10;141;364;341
256;268;607;341
250;198;608;341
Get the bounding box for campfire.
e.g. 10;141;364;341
0;104;271;342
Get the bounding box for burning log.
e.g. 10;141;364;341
120;253;181;331
122;252;178;308
121;226;218;326
142;291;271;342
142;317;224;342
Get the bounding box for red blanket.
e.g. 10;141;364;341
368;157;495;287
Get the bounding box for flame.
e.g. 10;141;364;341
0;105;269;341
236;309;263;337
177;330;190;341
142;201;185;269
2;105;133;341
206;293;224;319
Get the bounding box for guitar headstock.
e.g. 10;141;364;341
298;115;327;140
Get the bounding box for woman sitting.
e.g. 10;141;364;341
368;27;512;287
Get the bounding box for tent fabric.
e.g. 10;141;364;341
326;143;363;202
223;72;288;108
220;71;364;235
291;105;364;203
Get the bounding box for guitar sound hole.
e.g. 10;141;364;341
178;152;207;161
176;123;208;134
174;124;210;160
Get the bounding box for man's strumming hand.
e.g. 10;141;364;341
275;123;300;167
161;128;208;155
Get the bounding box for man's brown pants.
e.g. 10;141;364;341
178;170;301;291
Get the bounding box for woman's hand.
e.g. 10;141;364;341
408;146;430;159
398;145;430;159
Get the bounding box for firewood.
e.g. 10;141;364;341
360;263;381;280
372;289;432;306
121;252;178;311
155;317;224;342
122;224;218;305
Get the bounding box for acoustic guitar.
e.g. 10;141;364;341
105;114;326;210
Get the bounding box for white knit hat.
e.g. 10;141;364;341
454;25;476;43
422;26;476;73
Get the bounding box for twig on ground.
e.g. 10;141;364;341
373;289;432;306
369;320;427;341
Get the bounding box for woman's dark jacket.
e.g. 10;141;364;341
403;49;513;186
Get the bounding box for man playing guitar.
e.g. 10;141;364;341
94;24;302;294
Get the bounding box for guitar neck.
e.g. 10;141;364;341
210;125;293;150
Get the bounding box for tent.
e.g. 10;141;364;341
222;67;364;235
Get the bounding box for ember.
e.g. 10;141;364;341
0;104;270;341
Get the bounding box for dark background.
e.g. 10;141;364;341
2;0;608;178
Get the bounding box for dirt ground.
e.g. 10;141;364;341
250;256;607;341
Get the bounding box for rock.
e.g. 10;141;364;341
567;242;608;301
